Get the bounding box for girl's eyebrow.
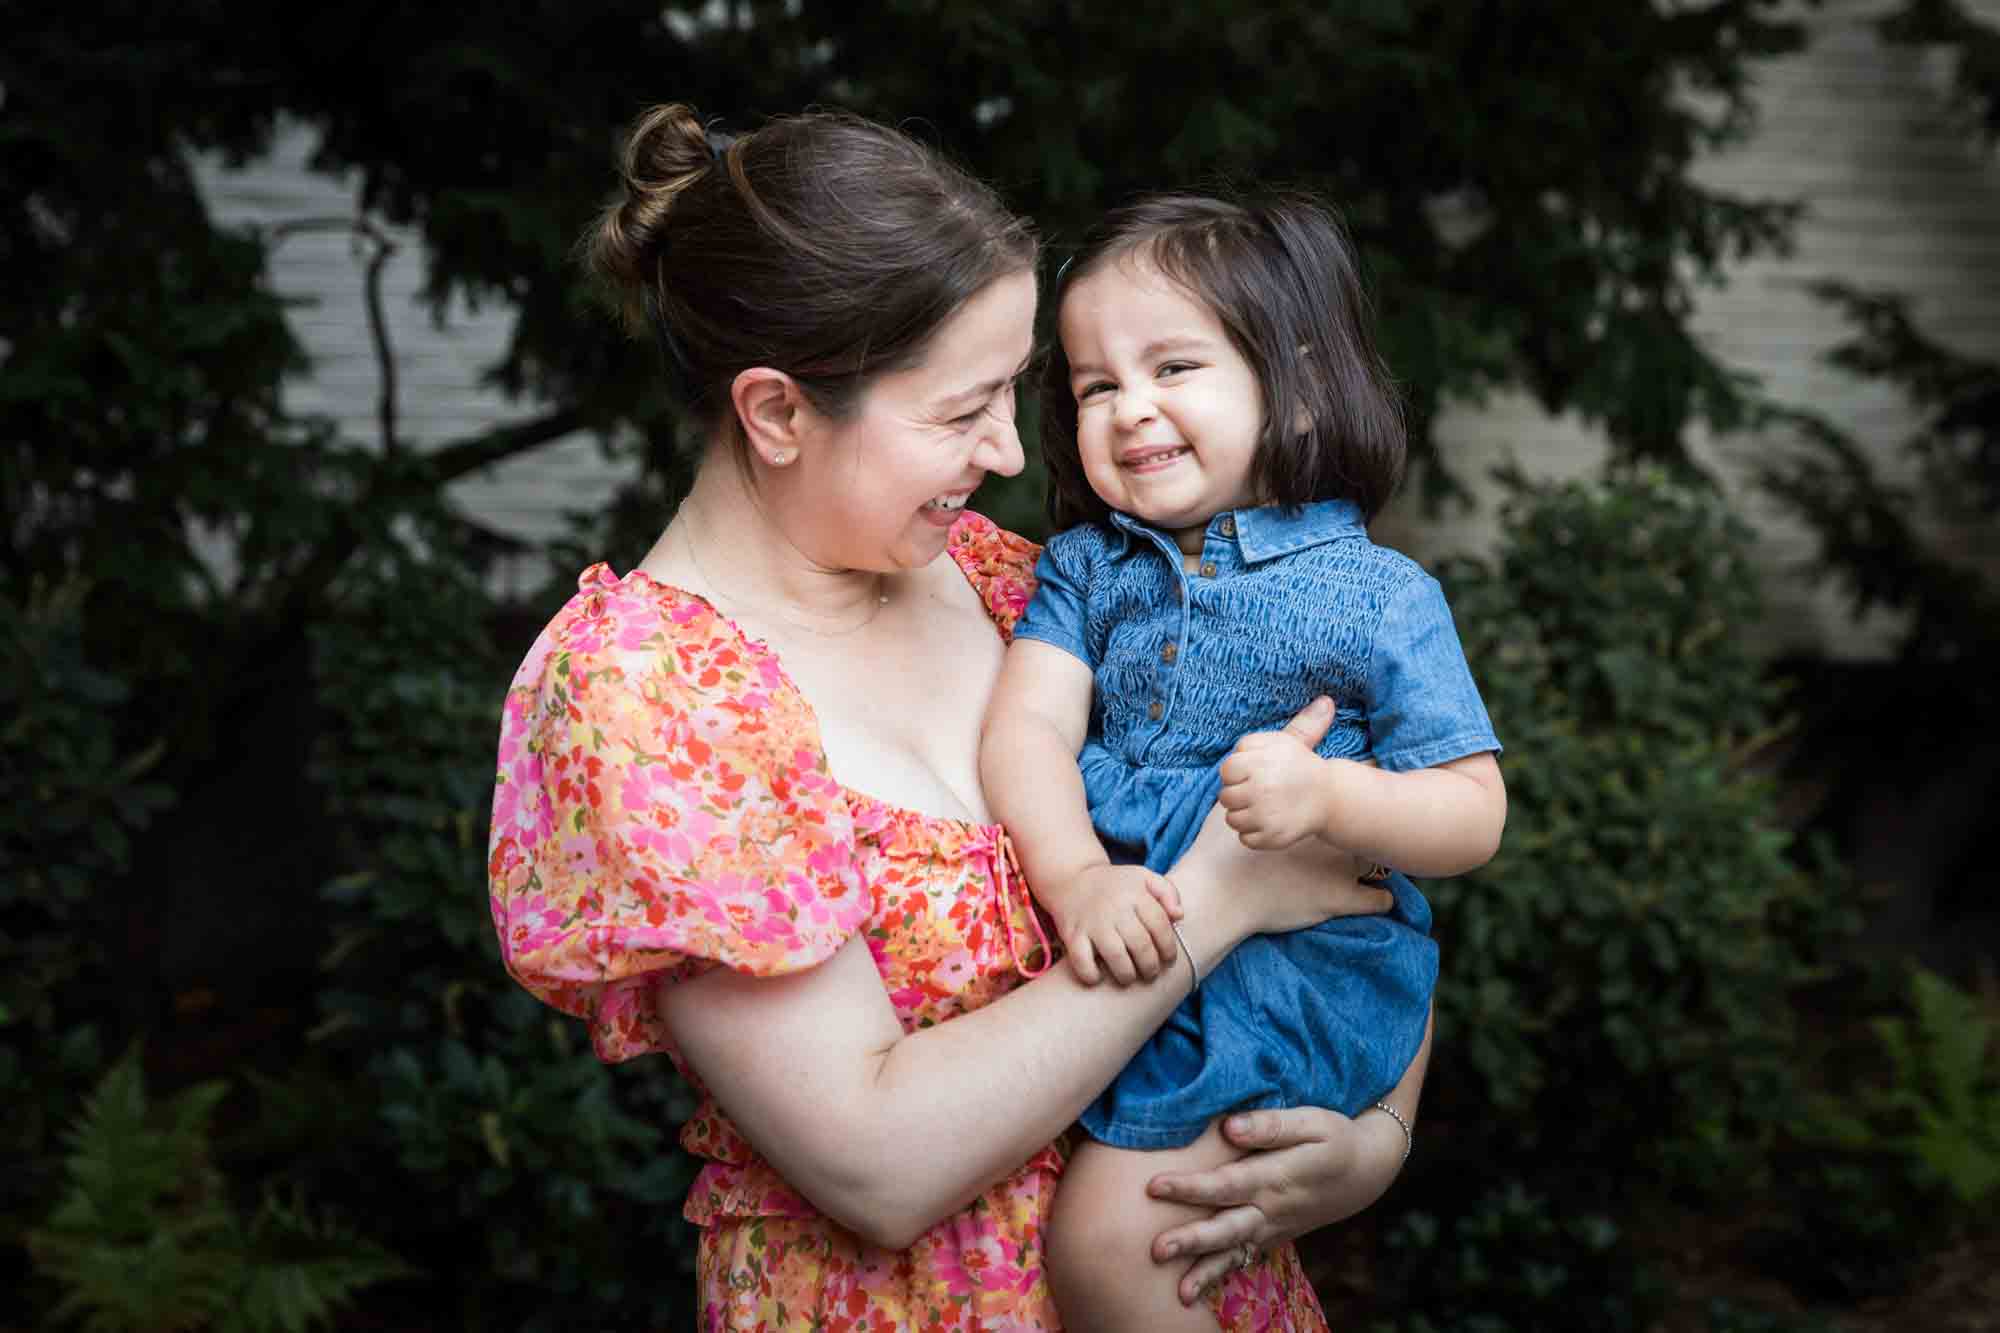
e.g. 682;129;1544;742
1067;335;1212;378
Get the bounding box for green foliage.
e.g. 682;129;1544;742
1879;0;2000;141
1762;284;1999;703
1811;968;2000;1207
27;1049;412;1333
1430;471;1854;1186
275;529;700;1329
1372;1182;1663;1333
0;576;172;1230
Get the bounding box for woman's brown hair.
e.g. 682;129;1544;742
587;104;1037;446
1040;191;1405;530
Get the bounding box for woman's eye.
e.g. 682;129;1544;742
1157;361;1197;378
1076;381;1112;401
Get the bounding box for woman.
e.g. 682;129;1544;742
488;103;1428;1330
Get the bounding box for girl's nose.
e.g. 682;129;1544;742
1113;387;1155;430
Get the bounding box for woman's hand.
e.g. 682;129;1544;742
1143;1107;1404;1303
1146;1009;1433;1305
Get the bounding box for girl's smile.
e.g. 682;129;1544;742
1058;253;1264;542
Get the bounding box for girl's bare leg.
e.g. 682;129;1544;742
1047;1121;1238;1332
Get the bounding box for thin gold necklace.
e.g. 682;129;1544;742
677;500;890;638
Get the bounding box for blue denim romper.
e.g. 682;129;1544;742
1014;501;1501;1149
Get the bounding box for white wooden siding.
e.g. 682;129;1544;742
1375;0;2000;660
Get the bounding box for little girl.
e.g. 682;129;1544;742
980;192;1506;1329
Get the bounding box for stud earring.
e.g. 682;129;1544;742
771;450;794;466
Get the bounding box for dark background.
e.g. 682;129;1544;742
4;2;1996;1329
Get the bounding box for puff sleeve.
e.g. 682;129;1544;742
487;566;868;1064
945;510;1042;640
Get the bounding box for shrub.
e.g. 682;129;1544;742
0;576;174;1278
1428;469;1854;1190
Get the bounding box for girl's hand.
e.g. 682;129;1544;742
1177;696;1392;938
1218;718;1340;850
1055;864;1184;986
1145;1106;1409;1303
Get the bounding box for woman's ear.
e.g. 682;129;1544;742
731;367;812;467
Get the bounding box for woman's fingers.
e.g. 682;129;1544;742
1220;1106;1334;1153
1150;1202;1268;1304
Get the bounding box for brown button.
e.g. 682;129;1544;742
1161;642;1178;664
1199;560;1217;578
1219;515;1236;537
1147;699;1164;721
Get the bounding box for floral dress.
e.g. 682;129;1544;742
489;511;1331;1331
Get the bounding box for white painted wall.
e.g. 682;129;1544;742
196;0;2000;653
193;128;636;601
1375;0;2000;660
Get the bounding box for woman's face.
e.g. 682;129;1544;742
788;269;1036;573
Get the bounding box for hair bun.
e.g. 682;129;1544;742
587;103;714;326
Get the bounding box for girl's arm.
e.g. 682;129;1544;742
977;638;1106;898
980;639;1184;983
1221;727;1506;879
662;702;1388;1252
1318;750;1505;877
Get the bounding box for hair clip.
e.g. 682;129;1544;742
1053;253;1075;286
705;126;735;164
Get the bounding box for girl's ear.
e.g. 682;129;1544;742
730;368;813;467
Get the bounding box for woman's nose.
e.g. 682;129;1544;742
976;412;1025;477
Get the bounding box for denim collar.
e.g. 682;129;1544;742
1106;499;1367;565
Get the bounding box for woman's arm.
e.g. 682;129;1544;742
661;700;1385;1251
1147;1007;1434;1305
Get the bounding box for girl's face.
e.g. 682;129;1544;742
790;269;1035;572
1057;253;1264;539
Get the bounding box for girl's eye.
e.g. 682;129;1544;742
1157;361;1197;378
1076;380;1113;401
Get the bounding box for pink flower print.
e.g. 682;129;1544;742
558;830;600;878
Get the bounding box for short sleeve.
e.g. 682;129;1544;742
946;510;1042;640
1010;526;1100;668
1366;574;1503;773
487;567;868;1065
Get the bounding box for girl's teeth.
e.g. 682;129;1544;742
926;495;968;511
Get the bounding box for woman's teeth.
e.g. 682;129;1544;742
925;494;969;511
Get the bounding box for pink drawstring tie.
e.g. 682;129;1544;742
980;829;1052;979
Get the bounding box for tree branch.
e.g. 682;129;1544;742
266;216;401;457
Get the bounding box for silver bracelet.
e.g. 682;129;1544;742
1372;1100;1413;1164
1167;918;1199;999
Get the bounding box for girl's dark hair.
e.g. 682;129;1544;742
1039;191;1405;530
587;103;1037;447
